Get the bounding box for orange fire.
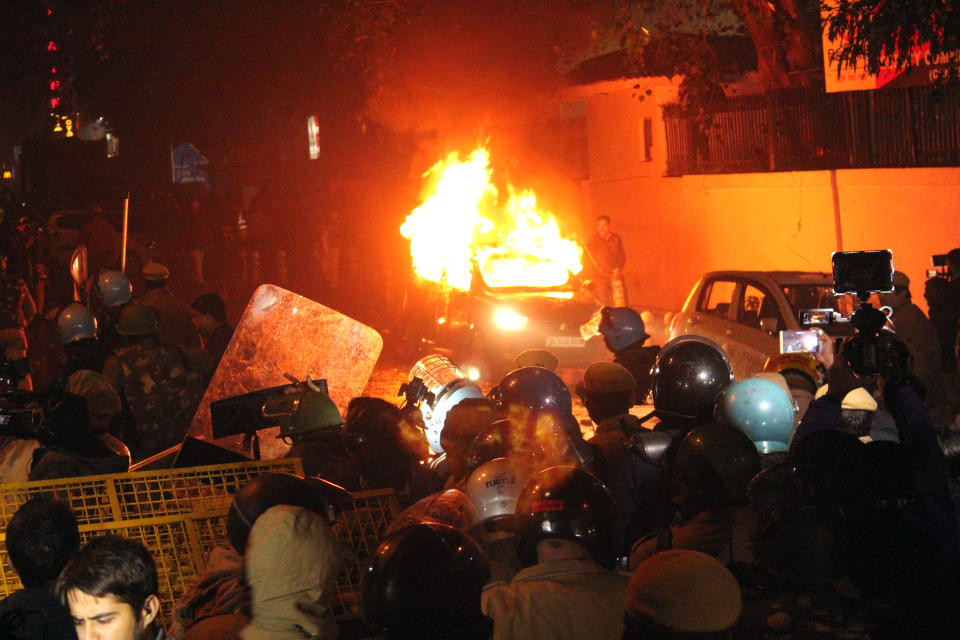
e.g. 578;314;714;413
400;147;582;290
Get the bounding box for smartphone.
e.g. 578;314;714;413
780;330;820;354
832;250;893;295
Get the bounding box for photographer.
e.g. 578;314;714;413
793;337;960;638
925;248;960;410
879;271;946;418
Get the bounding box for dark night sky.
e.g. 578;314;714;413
1;0;603;208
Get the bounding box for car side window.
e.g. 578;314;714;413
738;283;784;328
699;280;737;317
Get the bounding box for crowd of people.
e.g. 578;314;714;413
3;195;960;639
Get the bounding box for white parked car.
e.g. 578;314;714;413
667;270;854;380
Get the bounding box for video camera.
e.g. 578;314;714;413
801;250;909;381
927;254;952;281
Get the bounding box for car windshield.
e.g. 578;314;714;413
780;284;856;315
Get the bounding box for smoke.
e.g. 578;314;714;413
360;0;605;230
363;1;601;147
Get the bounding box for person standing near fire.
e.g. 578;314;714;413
585;215;627;307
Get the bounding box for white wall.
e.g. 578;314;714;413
567;79;960;313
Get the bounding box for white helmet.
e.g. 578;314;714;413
464;457;536;523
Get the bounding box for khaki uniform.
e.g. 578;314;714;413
482;558;629;640
143;287;200;348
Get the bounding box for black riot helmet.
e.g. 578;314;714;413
515;466;618;569
361;522;492;640
651;335;734;421
495;366;572;421
466;419;547;471
675;422;761;510
226;472;350;554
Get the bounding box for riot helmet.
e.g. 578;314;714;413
57;303;97;345
675;422;761;509
716;378;795;454
386;489;486;546
342;396;402;450
515;465;618;568
262;389;343;441
116;303;158;337
464;457;536;524
467;419;549;471
599;306;649;352
361;522;492;640
227;472;348;554
96;270;133;308
651;335;733;421
495;366;572;421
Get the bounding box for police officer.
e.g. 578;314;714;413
629;422;760;570
577;362;661;555
598;306;660;401
140;261;200;348
482;466;629;640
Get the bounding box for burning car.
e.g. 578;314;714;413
399;147;605;378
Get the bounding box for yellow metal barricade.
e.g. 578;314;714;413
0;458;401;626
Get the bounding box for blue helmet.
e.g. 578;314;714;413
57;303;98;345
599;307;649;352
96;270;132;308
716;378;795;454
495;366;572;421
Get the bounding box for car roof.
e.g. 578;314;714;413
702;270;832;286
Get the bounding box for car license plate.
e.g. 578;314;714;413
545;336;585;348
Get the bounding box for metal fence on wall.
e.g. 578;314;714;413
664;85;960;176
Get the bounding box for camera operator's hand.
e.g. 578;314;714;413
824;339;860;404
816;332;835;370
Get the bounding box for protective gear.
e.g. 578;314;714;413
264;390;343;440
599;306;649;351
57;303;97;345
716;378;795;454
515;466;618;568
495;366;572;420
96;270;132;308
814;384;878;411
116;303;158;337
651;335;733;421
675;422;761;506
464;457;536;523
227;472;348;554
467;419;546;471
387;489;486;546
342;397;402;450
624;550;742;633
361;522;492;640
763;352;819;392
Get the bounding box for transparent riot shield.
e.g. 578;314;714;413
187;284;383;459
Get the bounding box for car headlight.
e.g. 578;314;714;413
495;308;528;331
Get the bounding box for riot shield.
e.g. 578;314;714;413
187;284;383;459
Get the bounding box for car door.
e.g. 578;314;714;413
723;280;783;379
673;277;740;357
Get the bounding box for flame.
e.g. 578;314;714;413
400;146;582;290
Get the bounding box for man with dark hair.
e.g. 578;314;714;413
584;215;627;307
0;497;79;639
190;293;232;362
55;536;167;640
